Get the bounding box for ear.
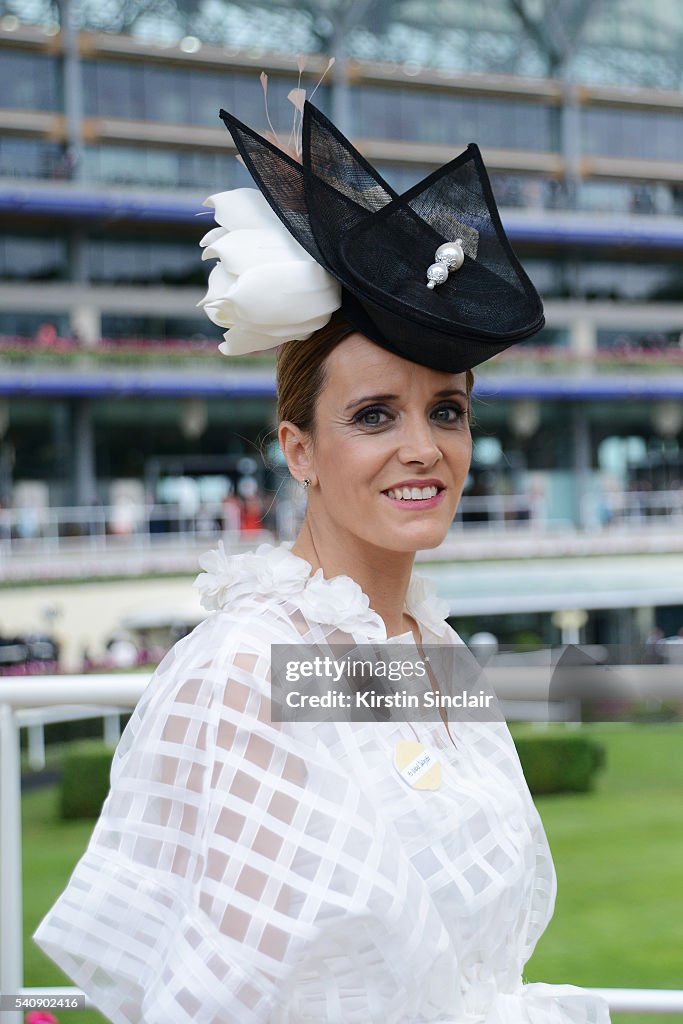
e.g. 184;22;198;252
278;421;315;484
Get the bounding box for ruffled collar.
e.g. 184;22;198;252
194;541;451;641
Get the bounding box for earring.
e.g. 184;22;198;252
302;478;311;488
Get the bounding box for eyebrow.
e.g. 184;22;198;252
344;388;468;412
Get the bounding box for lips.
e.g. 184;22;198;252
381;480;447;508
381;479;446;502
384;484;440;501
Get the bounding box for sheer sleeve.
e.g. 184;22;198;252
33;610;454;1024
33;612;246;1023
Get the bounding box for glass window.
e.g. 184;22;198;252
353;85;554;151
582;106;683;161
490;174;550;209
580;260;683;302
0;235;68;281
143;64;192;123
140;148;181;187
520;258;574;300
0;51;59;110
82;60;146;119
86;237;208;286
101;315;221;341
378;165;554;208
81;143;252;190
0;311;70;337
81;61;329;131
534;326;569;347
578;179;678;216
88;145;142;185
0;137;62;179
374;162;430;192
190;70;236;126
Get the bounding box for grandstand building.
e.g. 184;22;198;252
1;2;683;652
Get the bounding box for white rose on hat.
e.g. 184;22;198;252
198;188;341;355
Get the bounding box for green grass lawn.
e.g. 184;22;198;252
23;785;107;1024
22;723;683;1024
522;722;683;1024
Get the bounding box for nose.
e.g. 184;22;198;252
397;415;443;467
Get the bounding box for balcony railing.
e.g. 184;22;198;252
2;489;683;583
1;335;683;371
2;490;682;549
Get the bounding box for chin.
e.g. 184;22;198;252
372;525;451;554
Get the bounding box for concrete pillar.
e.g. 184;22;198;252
560;74;582;208
329;9;355;138
330;52;352;137
0;400;11;504
572;317;597;358
61;0;84;181
51;402;71;505
69;229;88;283
571;403;592;530
70;303;100;347
104;713;121;746
635;604;656;643
71;398;97;506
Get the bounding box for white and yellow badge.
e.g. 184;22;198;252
393;740;442;790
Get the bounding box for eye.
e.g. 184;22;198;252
353;405;393;427
431;402;468;424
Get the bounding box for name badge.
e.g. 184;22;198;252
394;740;442;790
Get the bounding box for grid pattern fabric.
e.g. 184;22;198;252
34;543;611;1024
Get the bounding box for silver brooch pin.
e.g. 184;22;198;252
425;239;465;289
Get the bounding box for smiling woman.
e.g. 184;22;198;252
33;100;610;1024
277;320;473;637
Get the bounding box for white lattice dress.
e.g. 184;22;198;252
34;542;611;1024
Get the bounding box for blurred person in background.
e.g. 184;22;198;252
221;477;242;535
238;474;265;533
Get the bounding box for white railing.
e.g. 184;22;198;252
0;497;551;555
1;674;682;1022
2;488;682;555
0;675;148;1024
0;502;236;552
600;488;683;525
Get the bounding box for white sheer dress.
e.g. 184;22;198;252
34;541;611;1024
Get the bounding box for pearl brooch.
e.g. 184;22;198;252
426;239;465;290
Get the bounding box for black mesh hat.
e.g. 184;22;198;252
218;100;544;373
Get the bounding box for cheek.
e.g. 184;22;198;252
445;426;471;453
447;433;473;484
317;433;388;489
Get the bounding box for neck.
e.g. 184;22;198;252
290;516;416;638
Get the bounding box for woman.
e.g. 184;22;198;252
34;101;610;1024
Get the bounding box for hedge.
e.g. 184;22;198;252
512;731;606;795
60;740;117;820
60;731;606;821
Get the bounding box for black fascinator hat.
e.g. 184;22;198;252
216;100;544;373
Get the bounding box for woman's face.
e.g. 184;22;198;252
294;332;472;554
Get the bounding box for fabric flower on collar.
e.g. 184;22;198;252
194;540;311;611
198;188;341;355
194;541;451;639
406;574;452;638
297;567;386;636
